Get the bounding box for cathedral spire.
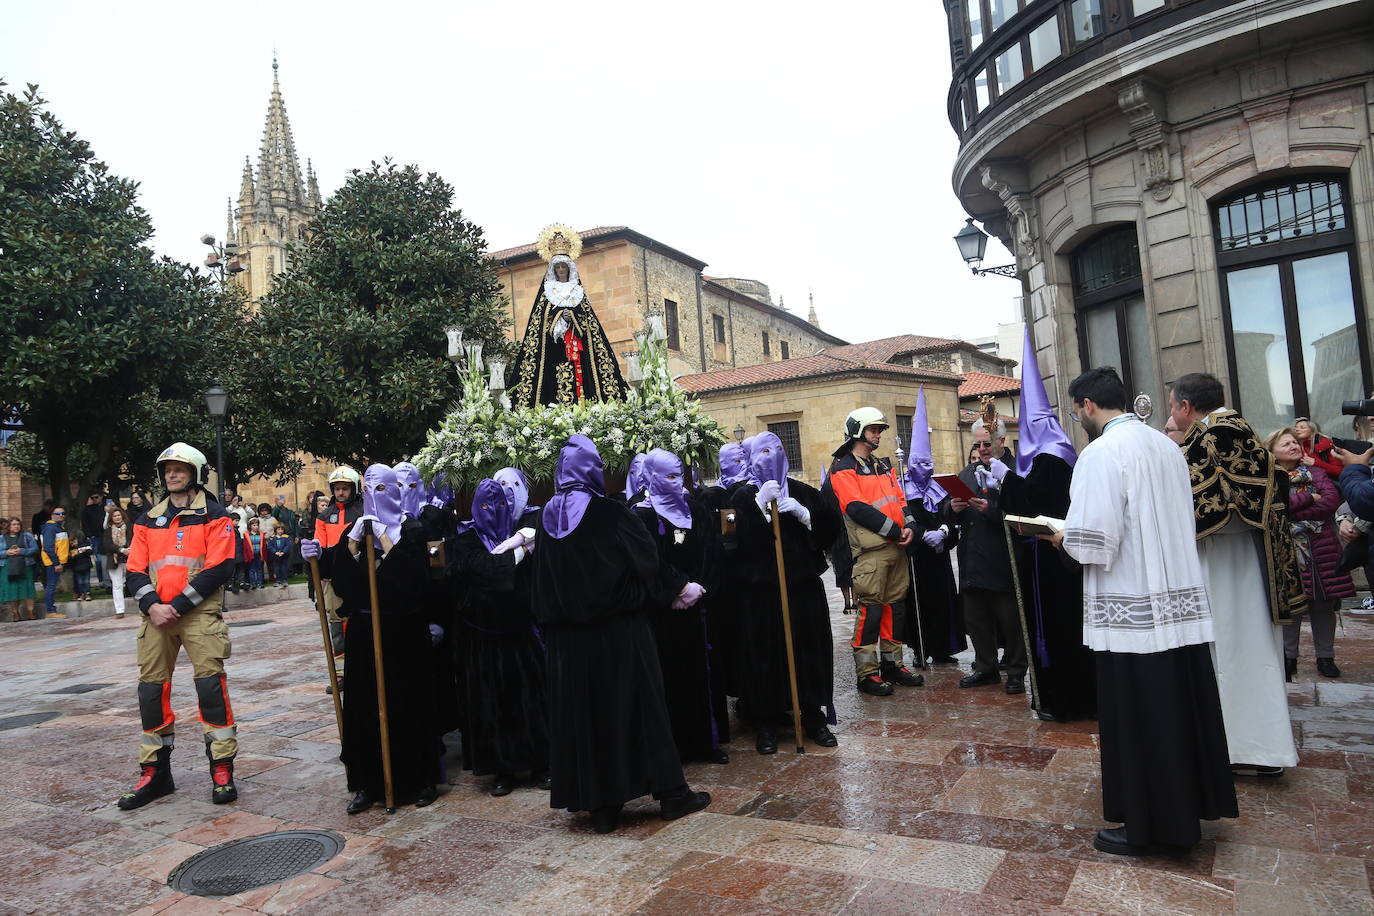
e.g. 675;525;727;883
237;156;255;208
256;57;305;208
808;290;819;327
306;158;322;211
226;198;236;244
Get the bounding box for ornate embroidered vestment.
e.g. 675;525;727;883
1180;410;1308;623
508;287;628;408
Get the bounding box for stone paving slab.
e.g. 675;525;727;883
3;582;1374;913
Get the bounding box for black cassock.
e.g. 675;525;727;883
903;496;967;663
323;531;439;804
998;454;1097;722
730;479;841;729
633;497;727;760
532;497;687;812
697;482;747;700
449;528;550;780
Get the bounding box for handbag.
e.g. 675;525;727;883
3;537;25;580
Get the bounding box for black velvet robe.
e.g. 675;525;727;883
531;497;686;812
633;498;727;759
697;482;747;699
323;530;439;804
998;454;1097;722
730;479;841;728
449;528;549;779
904;496;967;662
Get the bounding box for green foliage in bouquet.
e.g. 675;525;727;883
413;332;726;489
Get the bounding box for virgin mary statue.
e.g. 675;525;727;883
508;225;629;407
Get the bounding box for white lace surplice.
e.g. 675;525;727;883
1063;416;1214;654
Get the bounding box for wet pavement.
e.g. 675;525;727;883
3;586;1374;915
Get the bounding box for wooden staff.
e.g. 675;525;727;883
1002;521;1042;715
308;557;345;743
770;499;806;754
362;522;396;813
893;445;927;668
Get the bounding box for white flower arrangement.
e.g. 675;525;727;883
413;333;726;489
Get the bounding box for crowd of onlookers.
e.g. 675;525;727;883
1;488;326;622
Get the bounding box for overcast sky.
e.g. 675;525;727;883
3;0;1021;348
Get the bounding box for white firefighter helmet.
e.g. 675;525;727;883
327;465;362;495
156;442;210;487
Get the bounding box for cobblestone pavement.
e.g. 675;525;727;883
2;586;1374;915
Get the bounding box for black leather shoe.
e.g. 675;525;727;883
1093;826;1152;856
490;775;515;797
660;789;711;821
857;674;895;696
1317;657;1341;678
881;662;925;687
346;790;374;815
959;671;1000;688
1005;676;1026;695
930;655;959;665
415;784;438;807
590;805;622;834
534;772;551;791
806;724;838;747
756;726;778;755
707;747;730;764
1285;657;1297;682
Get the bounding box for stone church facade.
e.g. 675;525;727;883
946;0;1374;441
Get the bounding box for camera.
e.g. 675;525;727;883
1341;399;1374;417
1331;437;1374;455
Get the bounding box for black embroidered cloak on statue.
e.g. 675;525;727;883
508;279;629;407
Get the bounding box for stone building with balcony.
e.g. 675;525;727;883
945;0;1374;439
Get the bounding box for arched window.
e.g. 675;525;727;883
1214;177;1368;438
1073;225;1158;409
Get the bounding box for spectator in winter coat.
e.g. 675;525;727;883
1;517;39;621
81;492;109;589
104;508;134;616
267;529;292;589
1269;428;1353;679
39;507;71;618
1294;418;1344;479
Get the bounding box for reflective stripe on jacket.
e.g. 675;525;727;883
126;490;240;615
828;452;913;541
315;498;361;550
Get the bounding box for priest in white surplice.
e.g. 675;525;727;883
1170;372;1304;778
1055;367;1236;857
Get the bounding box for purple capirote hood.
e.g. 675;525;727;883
638;448;692;530
1016;328;1078;475
393;462;422;518
717;442;748;488
494;467;535;520
362;463;404;546
623;453;649;499
746;431;790;498
903;386;948;511
542;434;605;539
469;478;514;552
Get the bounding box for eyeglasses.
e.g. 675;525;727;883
972;441;992;448
51;510;66;516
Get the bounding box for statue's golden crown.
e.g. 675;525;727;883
536;223;582;263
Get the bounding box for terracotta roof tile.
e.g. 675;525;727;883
677;351;961;394
487;226;628;261
959;371;1021;398
823;334;966;363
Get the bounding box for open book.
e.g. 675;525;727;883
1004;514;1064;536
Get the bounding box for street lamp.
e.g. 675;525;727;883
200;234;245;287
733;424;746;443
204;384;229;498
954;218;1018;279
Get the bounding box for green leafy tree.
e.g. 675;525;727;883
253;160;508;467
0;81;293;507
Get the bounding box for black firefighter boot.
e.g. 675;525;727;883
881;660;925;687
117;746;175;810
209;751;238;804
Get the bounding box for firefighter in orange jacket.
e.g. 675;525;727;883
306;466;363;667
117;443;242;810
826;408;925;696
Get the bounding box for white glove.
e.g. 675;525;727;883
776;496;811;529
672;582;705;609
922;528;947;550
551;311;572;339
974;466;995;492
428;624;444;646
754;479;784;513
512;545;528;565
985;457;1011;485
492;530;533;555
347;516;381;542
300;539;322;560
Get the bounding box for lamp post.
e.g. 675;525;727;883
204;384;229;498
200;234;245;287
954;219;1018;279
733;424;746;443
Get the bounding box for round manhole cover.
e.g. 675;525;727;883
0;711;61;731
168;829;344;897
228;619;271;628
